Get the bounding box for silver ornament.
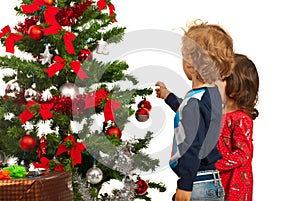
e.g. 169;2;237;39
59;81;79;99
5;81;21;97
40;44;53;65
86;164;103;184
96;39;109;55
24;88;39;101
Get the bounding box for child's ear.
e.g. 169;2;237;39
189;67;198;74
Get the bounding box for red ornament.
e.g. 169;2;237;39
43;0;54;6
14;16;39;35
135;178;148;195
78;46;92;62
105;123;122;139
19;131;37;151
28;25;43;40
137;98;152;111
135;108;150;122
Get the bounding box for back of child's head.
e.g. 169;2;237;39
181;20;234;83
225;53;259;119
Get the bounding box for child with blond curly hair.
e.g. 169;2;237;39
156;20;234;201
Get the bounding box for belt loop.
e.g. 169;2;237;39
212;170;217;186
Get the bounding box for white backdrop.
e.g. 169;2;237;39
1;0;300;200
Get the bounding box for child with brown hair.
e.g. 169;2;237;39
155;20;234;201
216;53;259;201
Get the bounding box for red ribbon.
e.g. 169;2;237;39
45;55;88;80
18;101;53;124
97;0;117;22
33;157;50;169
21;0;45;14
84;88;121;122
56;135;86;167
63;31;76;54
0;26;23;54
43;6;62;35
108;4;117;22
33;157;64;172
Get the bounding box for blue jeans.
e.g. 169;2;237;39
191;170;224;201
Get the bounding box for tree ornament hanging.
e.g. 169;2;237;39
86;164;103;184
37;133;48;158
59;81;79;99
135;108;150;122
135;177;148;195
19;131;37;151
28;24;43;40
15;16;39;35
78;46;93;62
5;80;21;97
105;122;122;139
135;97;152;122
96;39;109;55
24;87;39;102
137;97;152;111
40;44;53;65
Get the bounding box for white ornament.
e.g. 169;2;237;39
40;44;53;65
59;81;79;99
24;88;39;101
96;39;109;55
5;80;21;97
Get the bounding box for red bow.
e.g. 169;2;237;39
56;135;86;167
21;0;45;14
33;157;65;172
45;55;88;80
97;0;117;22
33;157;50;169
0;26;23;54
18;101;53;124
43;6;62;35
63;31;76;54
84;88;121;122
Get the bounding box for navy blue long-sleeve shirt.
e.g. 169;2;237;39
165;86;223;191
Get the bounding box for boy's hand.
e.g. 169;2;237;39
174;188;192;201
155;81;170;99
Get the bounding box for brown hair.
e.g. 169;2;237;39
225;54;259;119
182;20;234;83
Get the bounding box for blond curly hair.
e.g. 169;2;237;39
182;20;234;83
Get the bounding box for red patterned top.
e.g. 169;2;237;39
215;110;253;201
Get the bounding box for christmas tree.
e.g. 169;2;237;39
0;0;166;200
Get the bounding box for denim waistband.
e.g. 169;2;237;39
193;170;221;183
